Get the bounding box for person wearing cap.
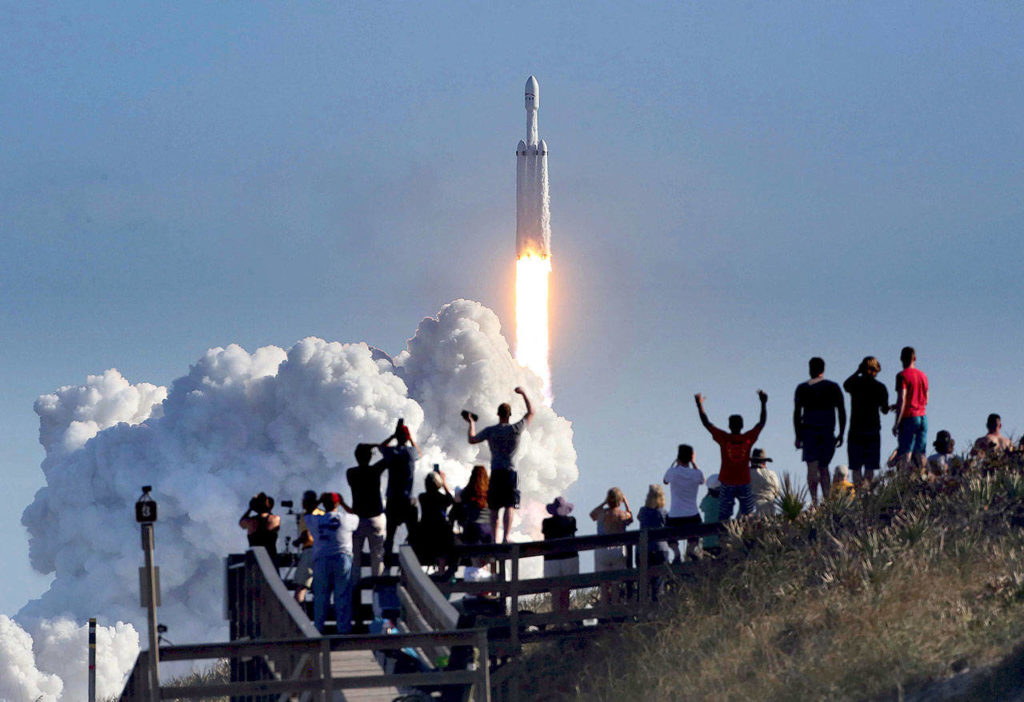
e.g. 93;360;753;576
695;390;768;522
928;430;959;477
794;357;846;505
843;356;890;488
465;387;535;544
662;444;705;561
749;449;782;516
304;492;359;634
829;465;855;499
378;419;422;564
293;490;324;604
541;496;578;612
699;476;722;555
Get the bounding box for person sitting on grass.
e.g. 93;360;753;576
971;414;1014;459
829;465;855;499
699;475;722;556
541;496;578;613
638;485;672;602
749;448;782;516
928;430;959;476
589;487;633;606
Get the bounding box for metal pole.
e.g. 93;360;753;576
142;523;160;702
88;617;96;702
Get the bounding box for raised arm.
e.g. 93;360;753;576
515;386;534;424
694;394;713;433
755;389;768;431
464;412;483;444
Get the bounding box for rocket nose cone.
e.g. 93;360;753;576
517;139;527;154
538;139;548;155
525;76;539;108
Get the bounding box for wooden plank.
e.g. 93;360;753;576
398;546;459;630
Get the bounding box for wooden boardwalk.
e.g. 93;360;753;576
331;649;399;701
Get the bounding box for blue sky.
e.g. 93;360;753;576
3;2;1023;614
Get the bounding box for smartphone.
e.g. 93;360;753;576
433;464;440;473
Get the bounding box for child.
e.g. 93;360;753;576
829;465;855;498
699;475;722;556
928;430;959;476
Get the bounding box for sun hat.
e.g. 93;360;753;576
706;475;721;491
751;448;773;464
546;496;574;516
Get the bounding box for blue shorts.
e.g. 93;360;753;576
897;416;928;456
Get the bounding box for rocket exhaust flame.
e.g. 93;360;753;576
516;252;552;402
515;76;553;403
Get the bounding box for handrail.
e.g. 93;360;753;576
450;523;724;558
400;544;460;630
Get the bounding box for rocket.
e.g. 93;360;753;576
516;76;551;258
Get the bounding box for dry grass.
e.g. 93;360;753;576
519;455;1024;701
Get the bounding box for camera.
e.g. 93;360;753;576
461;410;479;422
280;500;293;509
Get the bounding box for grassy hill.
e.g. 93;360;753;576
520;455;1024;701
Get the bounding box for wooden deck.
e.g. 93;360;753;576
331;649;399;701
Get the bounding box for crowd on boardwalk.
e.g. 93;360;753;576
237;347;1023;632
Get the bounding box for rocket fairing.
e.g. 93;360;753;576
516;76;551;259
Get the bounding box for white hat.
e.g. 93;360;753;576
707;475;721;491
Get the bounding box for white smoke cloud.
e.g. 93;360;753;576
0;615;62;702
16;300;577;697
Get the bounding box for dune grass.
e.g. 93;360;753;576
519;454;1024;701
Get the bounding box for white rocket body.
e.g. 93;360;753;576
516;76;551;258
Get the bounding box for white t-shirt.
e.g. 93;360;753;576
305;509;359;559
663;462;705;518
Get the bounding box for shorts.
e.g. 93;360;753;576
487;468;520;510
666;515;702;530
543;555;580;578
594;547;627;572
295;547;315;589
848;435;881;472
801;428;837;465
897;415;928;456
385;498;417;529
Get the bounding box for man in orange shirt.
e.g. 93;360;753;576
695;390;768;522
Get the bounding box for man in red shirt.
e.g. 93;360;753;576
695;390;768;522
892;346;929;474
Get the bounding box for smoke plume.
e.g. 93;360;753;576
12;300;578;697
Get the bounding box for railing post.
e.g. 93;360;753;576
475;628;492;702
509;544;521;654
638;530;649;607
321;637;333;702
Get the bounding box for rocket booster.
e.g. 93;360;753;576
516;76;551;258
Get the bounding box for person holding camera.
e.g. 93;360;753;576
378;419;421;563
465;387;534;544
239;492;281;564
347;443;388;578
293;490;323;604
843;356;890;487
304;492;359;634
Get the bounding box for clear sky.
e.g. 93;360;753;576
3;2;1023;614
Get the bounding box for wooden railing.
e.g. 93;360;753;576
439;524;725;655
120;546;491;701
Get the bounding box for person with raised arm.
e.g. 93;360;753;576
695;390;768;522
843;356;890;487
378;419;421;564
464;387;534;544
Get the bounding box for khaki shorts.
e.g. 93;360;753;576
295;548;314;589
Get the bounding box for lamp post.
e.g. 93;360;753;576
135;486;160;702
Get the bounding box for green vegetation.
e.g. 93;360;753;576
520;455;1024;701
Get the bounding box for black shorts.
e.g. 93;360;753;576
385;498;417;528
848;435;881;472
487;468;520;510
666;515;702;529
801;428;836;465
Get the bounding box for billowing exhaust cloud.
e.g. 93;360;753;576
12;299;578;697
